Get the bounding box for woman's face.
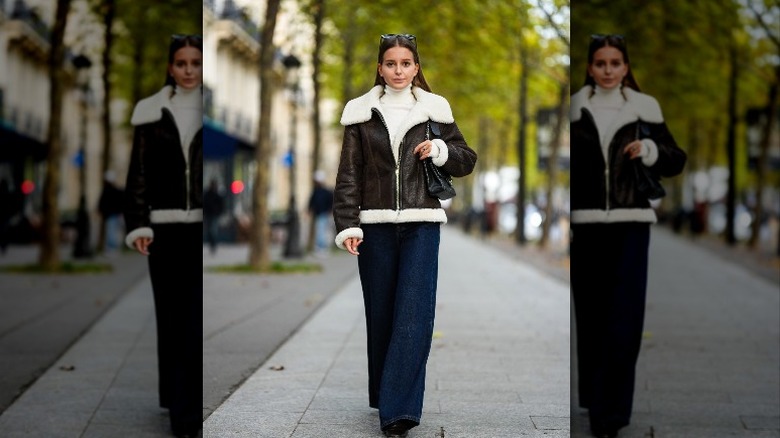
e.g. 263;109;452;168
168;46;202;90
587;46;627;90
378;46;419;90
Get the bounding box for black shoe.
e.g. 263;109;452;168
591;428;618;438
384;421;411;437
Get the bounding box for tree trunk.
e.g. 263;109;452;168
515;39;529;246
249;0;281;270
39;0;72;270
749;65;779;248
539;81;568;249
306;0;325;254
96;0;115;253
725;39;738;246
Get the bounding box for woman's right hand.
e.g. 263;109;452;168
133;237;153;256
344;237;362;256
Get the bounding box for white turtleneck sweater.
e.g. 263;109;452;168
379;84;441;158
379;84;415;146
589;85;655;165
589;85;625;159
170;86;203;164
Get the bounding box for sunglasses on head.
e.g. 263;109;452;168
590;34;625;45
171;34;202;42
380;33;417;47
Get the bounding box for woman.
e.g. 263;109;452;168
570;34;687;438
124;34;203;438
334;34;477;437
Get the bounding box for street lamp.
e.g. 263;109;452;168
72;54;92;258
282;53;303;258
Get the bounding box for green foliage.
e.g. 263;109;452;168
111;0;201;119
320;0;567;182
1;262;114;274
207;262;324;274
571;0;777;192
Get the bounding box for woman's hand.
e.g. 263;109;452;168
133;237;153;256
414;140;436;160
344;237;362;256
623;140;644;160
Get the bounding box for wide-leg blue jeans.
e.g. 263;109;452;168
357;222;440;430
571;222;650;432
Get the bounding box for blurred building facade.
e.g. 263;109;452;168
203;0;341;243
0;0;116;244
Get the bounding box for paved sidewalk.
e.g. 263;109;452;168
203;226;571;437
0;275;168;437
571;227;780;438
0;243;357;437
0;246;148;416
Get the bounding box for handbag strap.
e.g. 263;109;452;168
430;121;441;138
426;121;441;140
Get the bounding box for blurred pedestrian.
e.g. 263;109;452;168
203;178;224;255
123;34;203;438
333;33;477;437
569;34;687;438
307;170;333;256
98;170;124;255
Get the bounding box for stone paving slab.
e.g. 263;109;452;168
571;227;780;438
0;276;171;437
203;227;571;437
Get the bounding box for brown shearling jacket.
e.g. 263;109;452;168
333;86;477;249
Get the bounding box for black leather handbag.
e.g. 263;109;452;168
633;122;666;200
424;122;456;200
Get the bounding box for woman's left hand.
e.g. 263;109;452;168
414;140;435;160
623;140;643;160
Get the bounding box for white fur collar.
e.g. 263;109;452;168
340;85;454;127
570;85;664;124
130;85;174;126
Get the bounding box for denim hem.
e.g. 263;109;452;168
380;415;420;430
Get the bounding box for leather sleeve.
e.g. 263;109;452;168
644;122;686;178
438;121;478;178
333;124;364;233
123;125;150;233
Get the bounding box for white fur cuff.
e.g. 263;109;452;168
335;227;363;250
640;139;659;166
431;139;449;167
125;227;153;249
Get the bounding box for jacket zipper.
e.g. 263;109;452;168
396;141;403;211
185;165;191;211
164;109;192;212
584;109;610;213
372;108;402;212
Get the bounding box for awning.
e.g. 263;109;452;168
203;120;254;159
0;122;48;162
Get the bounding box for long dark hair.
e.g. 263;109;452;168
373;34;432;92
584;34;641;92
164;34;203;88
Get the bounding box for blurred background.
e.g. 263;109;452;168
0;0;572;267
571;0;780;256
0;0;200;264
201;0;571;267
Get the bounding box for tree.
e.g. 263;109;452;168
95;0;116;253
305;0;325;254
249;0;281;270
745;0;780;250
39;0;72;270
535;0;570;249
